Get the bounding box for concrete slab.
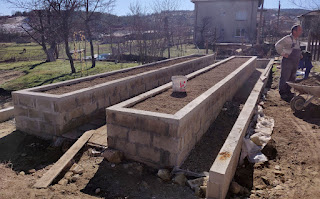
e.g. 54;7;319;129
206;59;274;199
88;125;108;147
0;107;14;122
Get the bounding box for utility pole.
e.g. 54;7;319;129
257;0;264;44
277;0;281;30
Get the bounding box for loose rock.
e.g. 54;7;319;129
95;188;101;194
58;179;68;186
173;173;187;186
102;149;124;163
230;181;242;194
28;169;36;174
64;171;73;181
187;176;209;190
70;163;84;175
255;184;267;190
274;165;280;170
71;174;80;182
157;169;171;181
19;171;25;176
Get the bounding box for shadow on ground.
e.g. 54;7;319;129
294;103;320;126
0;131;63;173
81;159;197;199
29;61;47;70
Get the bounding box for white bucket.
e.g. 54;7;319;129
172;76;187;92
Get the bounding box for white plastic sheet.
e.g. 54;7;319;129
240;105;274;164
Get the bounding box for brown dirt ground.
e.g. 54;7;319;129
1;64;319;199
0;70;24;86
0;70;22;109
231;68;320;199
0;94;12;109
131;57;249;114
0;132;197;199
43;57;197;95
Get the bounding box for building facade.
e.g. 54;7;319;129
191;0;262;45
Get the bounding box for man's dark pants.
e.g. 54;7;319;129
279;49;301;97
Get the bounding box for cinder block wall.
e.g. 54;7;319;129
106;57;257;168
13;54;216;138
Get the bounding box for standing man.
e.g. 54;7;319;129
275;24;303;101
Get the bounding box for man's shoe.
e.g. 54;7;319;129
280;94;292;102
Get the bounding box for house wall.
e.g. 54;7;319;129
193;0;259;44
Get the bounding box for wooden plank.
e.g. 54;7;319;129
34;130;94;188
88;125;108;147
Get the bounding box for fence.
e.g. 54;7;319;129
307;32;320;61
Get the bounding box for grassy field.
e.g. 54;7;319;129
0;41;210;61
0;41;211;91
0;59;138;91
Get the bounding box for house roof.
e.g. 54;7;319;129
297;10;320;18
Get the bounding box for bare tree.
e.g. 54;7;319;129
81;0;115;68
129;1;148;63
197;17;212;48
152;0;181;58
47;0;81;73
290;0;319;9
6;0;59;62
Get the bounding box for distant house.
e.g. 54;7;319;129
298;10;320;36
191;0;262;45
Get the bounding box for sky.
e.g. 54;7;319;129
0;0;307;16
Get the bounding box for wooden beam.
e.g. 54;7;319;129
34;130;94;188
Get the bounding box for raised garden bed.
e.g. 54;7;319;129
12;54;216;139
106;56;257;168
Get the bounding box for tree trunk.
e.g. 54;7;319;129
46;42;57;62
85;21;95;68
65;39;75;73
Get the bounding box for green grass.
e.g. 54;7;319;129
0;41;209;91
0;43;47;61
163;44;213;58
0;60;138;91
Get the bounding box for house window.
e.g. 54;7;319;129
236;11;247;21
235;28;245;37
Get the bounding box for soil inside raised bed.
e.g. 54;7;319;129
42;57;198;95
297;75;320;86
130;57;250;114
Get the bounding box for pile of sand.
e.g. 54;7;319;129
298;75;320;86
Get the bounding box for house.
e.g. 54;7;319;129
298;10;320;36
191;0;262;45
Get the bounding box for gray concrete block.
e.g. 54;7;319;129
129;129;151;146
152;134;180;153
36;98;54;112
107;124;129;140
137;145;161;163
19;95;35;108
0;107;14;122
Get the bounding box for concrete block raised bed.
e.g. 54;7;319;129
206;59;274;199
12;54;216;139
106;56;257;168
